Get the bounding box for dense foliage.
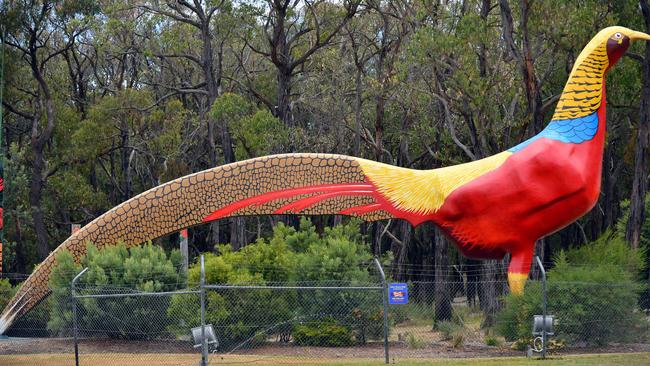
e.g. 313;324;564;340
48;243;184;338
293;318;355;347
497;232;647;345
168;218;386;349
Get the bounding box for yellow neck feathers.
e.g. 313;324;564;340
552;36;610;121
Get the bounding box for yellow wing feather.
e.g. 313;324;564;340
356;151;512;214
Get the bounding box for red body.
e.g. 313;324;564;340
432;85;607;275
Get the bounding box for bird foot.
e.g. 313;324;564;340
508;272;528;295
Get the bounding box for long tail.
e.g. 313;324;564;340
0;153;402;333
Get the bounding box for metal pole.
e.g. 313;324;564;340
200;255;207;366
373;258;389;364
179;229;189;278
71;268;88;366
535;256;546;359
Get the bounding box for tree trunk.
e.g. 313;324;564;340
602;140;619;231
521;22;544;135
626;0;650;249
271;3;293;128
354;68;362;156
434;227;452;323
63;49;88;119
478;0;491;78
277;68;293;127
13;215;25;275
202;24;218;101
120;121;133;201
374;47;387;162
499;0;544;135
465;259;480;307
392;220;412;278
531;239;545;278
478;259;506;326
199;15;244;249
30;121;50;260
28;45;56;260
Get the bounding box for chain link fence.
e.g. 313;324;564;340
1;263;650;365
62;257;391;365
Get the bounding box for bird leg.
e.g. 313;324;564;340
507;245;534;295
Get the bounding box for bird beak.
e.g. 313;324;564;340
629;31;650;41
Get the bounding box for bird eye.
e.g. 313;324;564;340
614;32;622;39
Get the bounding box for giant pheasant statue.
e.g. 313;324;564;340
1;27;649;334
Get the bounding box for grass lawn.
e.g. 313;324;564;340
0;352;648;365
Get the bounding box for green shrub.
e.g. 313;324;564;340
547;248;645;345
437;320;459;341
437;318;468;348
169;218;384;349
47;248;82;336
293;319;354;347
404;332;427;349
496;232;646;346
495;281;542;342
616;197;650;250
168;231;295;349
0;279;14;310
485;336;502;347
48;242;184;339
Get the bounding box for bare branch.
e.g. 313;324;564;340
3;101;34;120
139;4;201;28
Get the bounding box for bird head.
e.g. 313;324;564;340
553;27;650;121
578;26;650;70
605;26;650;66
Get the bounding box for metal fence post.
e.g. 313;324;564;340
373;258;389;364
179;229;189;279
71;268;88;366
535;256;547;359
200;255;208;366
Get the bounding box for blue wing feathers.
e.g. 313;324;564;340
508;113;599;153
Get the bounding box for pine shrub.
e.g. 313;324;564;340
496;232;646;346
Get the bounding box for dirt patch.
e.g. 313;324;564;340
0;337;194;355
2;337;650;360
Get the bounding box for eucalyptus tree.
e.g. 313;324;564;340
138;0;232;164
243;0;361;129
137;0;255;247
626;0;650;250
1;0;97;259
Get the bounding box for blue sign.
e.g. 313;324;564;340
388;283;408;305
